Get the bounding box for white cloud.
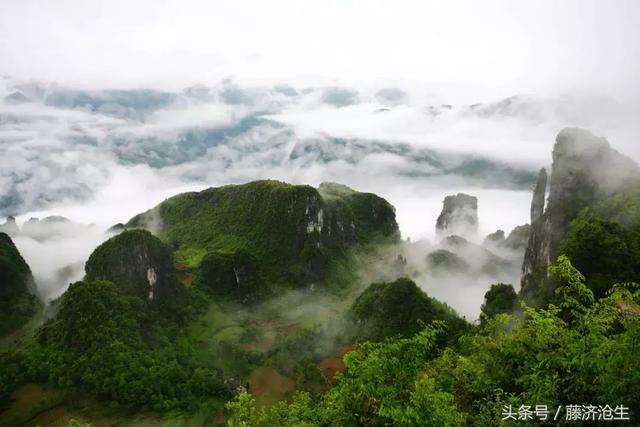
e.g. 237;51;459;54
1;0;639;100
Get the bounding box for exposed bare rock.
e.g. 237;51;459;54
521;128;640;302
522;168;548;283
436;193;478;237
85;229;185;306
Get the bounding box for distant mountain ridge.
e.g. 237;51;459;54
0;77;564;217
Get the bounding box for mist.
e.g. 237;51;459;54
2;0;640;316
2;76;640;311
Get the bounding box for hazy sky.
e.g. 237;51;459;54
1;0;639;101
2;0;639;312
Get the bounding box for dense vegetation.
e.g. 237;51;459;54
562;189;640;298
126;180;399;294
0;232;39;337
12;280;229;412
85;229;186;307
348;277;469;343
227;257;640;426
193;249;264;302
426;249;470;272
480;283;518;325
2;171;639;425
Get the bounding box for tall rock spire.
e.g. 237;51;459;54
520;128;640;305
435;193;478;238
530;169;547;225
522;168;548;280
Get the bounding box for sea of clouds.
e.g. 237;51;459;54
1;76;639;314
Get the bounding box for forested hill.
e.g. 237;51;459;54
1;129;639;426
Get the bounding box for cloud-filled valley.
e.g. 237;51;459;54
2;76;639;315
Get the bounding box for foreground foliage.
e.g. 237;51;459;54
6;281;229;412
563;189;640;297
348;277;469;343
226;257;640;426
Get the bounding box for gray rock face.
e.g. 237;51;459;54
521;128;640;298
502;224;531;251
85;229;185;306
436;193;478;237
522;168;549;280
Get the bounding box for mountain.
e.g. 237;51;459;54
521;128;640;303
0;77;546;217
429;235;516;280
348;277;468;342
561;188;640;297
0;233;39;336
124;180;400;298
435;193;478;237
84;229;186;307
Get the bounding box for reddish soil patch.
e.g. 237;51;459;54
318;343;356;385
336;343;356;358
241;322;277;353
248;367;296;407
318;357;345;384
177;271;194;286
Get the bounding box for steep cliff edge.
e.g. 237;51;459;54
521;167;549;292
436;193;478;237
124;180;399;298
521;128;640;303
85;229;185;307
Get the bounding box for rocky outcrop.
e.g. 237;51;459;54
85;229;185;306
426;249;470;272
438;235;515;278
436;193;478;237
126;180;399;294
502;224;531;251
522;168;548;284
0;232;38;336
545;128;639;260
521;128;640;300
483;230;505;246
7;215;87;241
106;223;126;235
193;250;263;303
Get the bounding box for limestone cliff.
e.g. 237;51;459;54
521;168;549;284
436;193;478;237
85;229;185;306
124;180;400;297
521;128;640;301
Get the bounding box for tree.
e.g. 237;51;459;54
480;284;517;326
